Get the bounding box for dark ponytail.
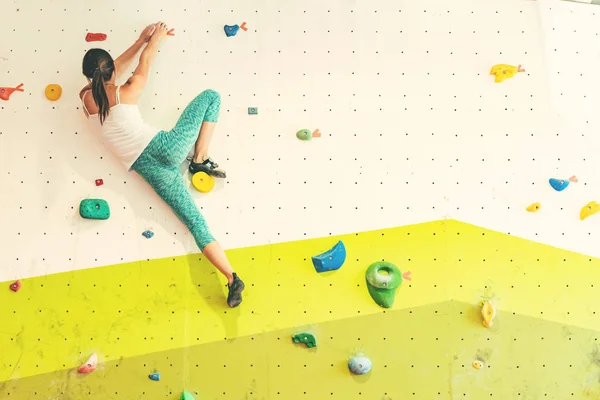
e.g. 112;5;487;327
82;48;115;125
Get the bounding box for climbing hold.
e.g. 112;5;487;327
79;199;110;220
296;129;312;141
481;300;496;328
45;84;62;101
191;172;215;193
562;0;600;5
77;353;98;374
224;25;240;37
292;333;317;348
181;391;196;400
549;176;578;192
95;178;103;186
85;32;107;42
0;83;24;101
490;64;525;83
580;201;600;221
365;261;410;308
149;372;160;381
348;356;372;375
142;230;154;239
312;129;322;138
9;280;21;292
311;240;346;273
472;360;484;369
526;202;541;212
240;22;248;31
248;107;258;115
167;28;175;36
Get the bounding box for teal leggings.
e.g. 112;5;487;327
132;89;221;251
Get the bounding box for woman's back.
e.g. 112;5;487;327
81;85;158;170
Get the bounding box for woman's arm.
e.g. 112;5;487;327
114;24;157;81
123;22;168;99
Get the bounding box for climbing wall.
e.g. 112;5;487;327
3;0;600;399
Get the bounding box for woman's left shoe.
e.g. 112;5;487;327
189;157;227;178
227;273;245;308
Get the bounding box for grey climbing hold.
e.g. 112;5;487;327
348;356;372;375
149;372;160;381
311;241;346;273
224;25;239;37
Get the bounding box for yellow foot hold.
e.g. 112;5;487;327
472;360;484;369
481;300;495;328
490;64;524;83
580;201;600;220
526;202;541;212
191;172;215;193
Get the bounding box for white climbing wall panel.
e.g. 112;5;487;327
1;0;600;281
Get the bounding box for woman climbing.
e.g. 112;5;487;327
78;22;245;307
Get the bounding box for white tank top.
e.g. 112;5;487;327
81;86;159;171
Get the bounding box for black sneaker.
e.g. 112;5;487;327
189;157;227;178
227;273;245;308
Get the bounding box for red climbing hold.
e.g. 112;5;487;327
0;83;24;101
9;280;21;292
85;32;107;42
95;179;104;186
167;28;175;36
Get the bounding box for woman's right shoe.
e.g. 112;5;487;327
189;157;227;178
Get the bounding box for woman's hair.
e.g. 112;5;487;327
82;48;115;124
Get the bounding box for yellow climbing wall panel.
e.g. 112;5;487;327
3;219;600;399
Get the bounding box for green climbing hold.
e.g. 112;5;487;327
365;261;404;308
296;129;312;141
79;199;110;220
180;391;196;400
292;333;317;348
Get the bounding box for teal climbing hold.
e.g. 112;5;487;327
224;24;239;37
79;199;110;220
311;241;346;273
292;333;317;348
181;391;196;400
149;372;160;381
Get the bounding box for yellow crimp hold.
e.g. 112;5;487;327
490;64;525;83
481;300;495;328
526;202;541;212
580;201;600;221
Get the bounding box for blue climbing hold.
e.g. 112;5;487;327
149;373;160;381
142;230;154;239
224;25;239;37
549;178;569;192
311;241;346;273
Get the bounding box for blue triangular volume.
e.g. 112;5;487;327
549;178;569;192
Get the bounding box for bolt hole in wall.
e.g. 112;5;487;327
2;0;600;399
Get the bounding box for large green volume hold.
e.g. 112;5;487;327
365;261;403;308
79;199;110;220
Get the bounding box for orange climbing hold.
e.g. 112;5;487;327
45;84;62;101
0;83;24;101
78;353;98;374
580;201;600;221
167;28;175;36
240;22;248;31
